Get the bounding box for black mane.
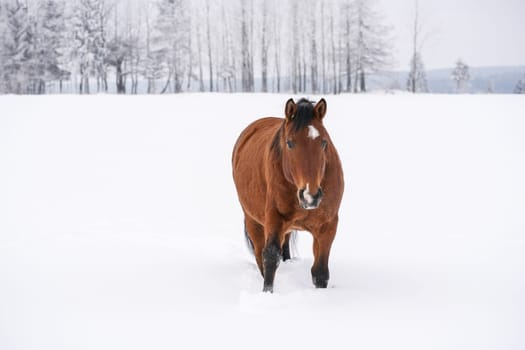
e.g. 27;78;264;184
271;98;316;157
270;125;283;157
291;98;315;132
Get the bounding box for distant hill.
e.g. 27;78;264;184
369;66;525;93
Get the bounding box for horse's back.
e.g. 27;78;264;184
232;117;281;168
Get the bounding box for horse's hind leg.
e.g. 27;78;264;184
282;232;293;261
244;216;265;276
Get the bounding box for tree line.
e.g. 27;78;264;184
2;0;521;95
0;0;394;94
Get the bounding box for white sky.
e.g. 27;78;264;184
377;0;525;70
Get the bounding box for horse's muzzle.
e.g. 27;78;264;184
298;186;323;210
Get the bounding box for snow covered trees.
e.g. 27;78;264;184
451;59;470;93
153;0;190;93
106;34;131;94
352;0;392;92
1;0;34;93
71;0;111;93
0;0;395;94
0;0;68;93
0;3;5;93
35;0;68;93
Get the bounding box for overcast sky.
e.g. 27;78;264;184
376;0;525;70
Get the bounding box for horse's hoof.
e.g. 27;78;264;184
313;277;328;289
262;285;274;293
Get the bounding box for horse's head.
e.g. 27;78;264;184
281;98;329;210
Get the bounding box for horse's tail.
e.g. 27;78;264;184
288;230;299;258
244;221;255;255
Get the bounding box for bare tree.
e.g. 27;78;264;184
240;0;254;92
451;59;470;93
309;0;319;94
260;0;269;92
193;2;205;92
270;0;282;92
329;2;340;94
204;0;214;91
340;0;354;92
407;52;428;92
407;0;430;93
319;0;327;94
290;0;299;93
514;70;525;94
218;3;236;92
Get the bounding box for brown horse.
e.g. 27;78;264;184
232;98;344;292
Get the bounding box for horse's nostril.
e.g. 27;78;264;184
299;189;305;202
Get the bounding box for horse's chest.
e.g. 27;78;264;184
280;210;324;233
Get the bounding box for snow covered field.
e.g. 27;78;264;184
1;93;524;350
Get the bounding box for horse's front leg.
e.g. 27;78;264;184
262;212;285;293
311;217;338;288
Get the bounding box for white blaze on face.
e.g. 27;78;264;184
307;125;320;140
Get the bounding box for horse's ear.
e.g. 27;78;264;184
314;98;327;120
285;98;297;121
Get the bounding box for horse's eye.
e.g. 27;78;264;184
321;140;328;150
286;140;295;149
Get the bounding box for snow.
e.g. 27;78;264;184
1;93;524;350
